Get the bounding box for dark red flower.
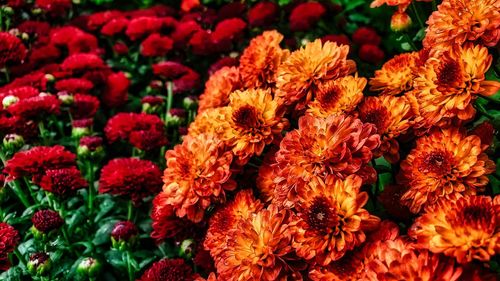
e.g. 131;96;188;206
39;166;87;197
104;112;167;150
61;53;106;74
31;210;64;233
7;94;60;120
17;21;51;43
0;71;47;91
100;18;129;37
248;2;278;27
35;0;71;15
208;56;239;75
0;222;20;271
289;2;326;32
141;96;165;106
171;20;202;48
50;26;83;46
125;17;166;41
193;244;215;272
6;0;25;8
151;194;196;243
138;258;194;281
79;136;103;151
28;44;61;66
72;118;93;129
211;18;247;52
113;42;129;55
359;44;385;64
55;78;94;94
0;86;39;100
352;27;381;46
217;2;246;21
111;221;138;242
98;158;162;205
378;184;412;221
67;32;99;54
321;34;351;46
102;72;130;108
140;34;173;57
188;30;215;55
152;61;200;93
86;10;124;30
71;94;100;120
4;145;76;182
470;121;495;147
0;113;38;140
0;32;27;68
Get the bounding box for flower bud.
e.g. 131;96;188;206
178;239;195;259
71;119;93;138
3;134;24;151
2;6;14;15
57;91;74;105
391;12;412;32
77;136;104;159
28;252;51;276
165;108;186;127
2;95;19;108
141;95;164;114
44;74;55;82
111;221;138;250
31;210;64;240
77;257;102;278
182;96;198;111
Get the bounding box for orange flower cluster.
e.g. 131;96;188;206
152;0;500;276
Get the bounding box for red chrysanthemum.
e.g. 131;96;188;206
0;86;39;100
55;78;94;94
100;18;129;36
70;94;100;120
79;136;103;151
99;158;163;205
138;258;194;281
152;61;200;93
0;32;27;68
211;18;247;52
125;16;166;41
352;27;382;46
31;210;64;233
0;222;20;271
61;53;106;74
289;2;326;32
39;166;87;197
86;10;124;30
4;145;76;182
359;44;385;64
140;34;173;57
248;1;279;27
6;94;60;120
111;221;138;242
171;20;202;48
102;72;130;108
104;112;167;151
35;0;71;15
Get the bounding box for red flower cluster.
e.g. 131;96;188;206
0;223;20;271
31;210;64;233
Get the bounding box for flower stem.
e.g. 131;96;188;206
410;3;425;29
126;251;134;281
403;33;418;51
127;201;133;221
13;248;26;267
38;121;49;145
9;180;31;208
166;81;173;124
86;160;95;218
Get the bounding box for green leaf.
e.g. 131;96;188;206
93;219;118;246
94;197;116;223
105;249;126;269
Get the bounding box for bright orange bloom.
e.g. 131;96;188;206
188;107;228;138
216;205;300;281
358;95;414;163
399;127;495;213
162;133;236;222
369;51;421;96
276;39;356;111
410;195;500;264
204;190;263;261
370;0;431;12
410;43;500;129
292;175;380;265
273;114;380;207
239;30;290;89
256;148;279;203
222;89;288;165
306;75;366;118
198;66;242;113
424;0;500;49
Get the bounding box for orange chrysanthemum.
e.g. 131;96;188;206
410;195;500;264
358;95;414;163
369;51;421;96
187;107;228;138
292;175;380;265
162;133;236;222
399;127;495;213
198;66;242;113
204;190;263;261
222;89;288;164
217;205;300;281
256;148;279;203
272;114;380;207
424;0;500;49
239;30;290;89
410;44;500;128
276;39;356;111
370;0;431;12
306;75;366;118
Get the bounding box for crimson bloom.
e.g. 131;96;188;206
289;2;326;32
248;2;279;27
0;32;27;68
31;210;64;233
6;94;61;120
138;258;195;281
0;223;20;271
140;34;173;57
103;72;130;108
152;61;200;93
39;166;88;197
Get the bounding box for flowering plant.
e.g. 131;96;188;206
1;0;499;280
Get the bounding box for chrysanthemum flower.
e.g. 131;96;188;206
0;32;27;67
410;195;500;264
99;158;163;205
125;16;166;41
289;2;326;32
187;107;228;138
140;33;173;57
276;39;356;111
101;18;129;36
424;0;500;48
71;94;100;120
358;95;413;163
370;0;431;12
55;78;94;94
31;210;64;233
292;175;380;265
272;114;380;206
204;190;263;259
4;145;76;182
7;94;61;120
239;30;290;89
369;51;421;96
152;61;200;94
162;133;236;223
138;258;195;281
216;205;299;281
410;44;500;128
256;148;280;203
198;66;241;113
103;72;130;108
306;75;366;118
399;127;495;213
39;167;88;197
36;0;72;15
211;18;247;52
60;53;106;74
222;89;288;164
111;221;138;243
248;2;279;27
0;222;20;271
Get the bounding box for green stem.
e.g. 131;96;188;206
165;81;173;125
403;33;418;51
86;161;95;218
9;180;31;208
13;249;26;267
38;121;49;145
126;251;134;281
410;3;425;29
431;0;437;10
127;201;133;221
23;177;40;205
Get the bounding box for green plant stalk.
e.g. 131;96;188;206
86;160;95;217
403;33;418;51
410;3;425;29
23;177;40;205
38;121;50;146
127;200;133;221
126;251;134;281
13;248;26;268
9;180;31;208
166;81;173;124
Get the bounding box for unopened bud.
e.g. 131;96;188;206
391;12;412;32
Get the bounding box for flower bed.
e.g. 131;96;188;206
0;0;499;280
